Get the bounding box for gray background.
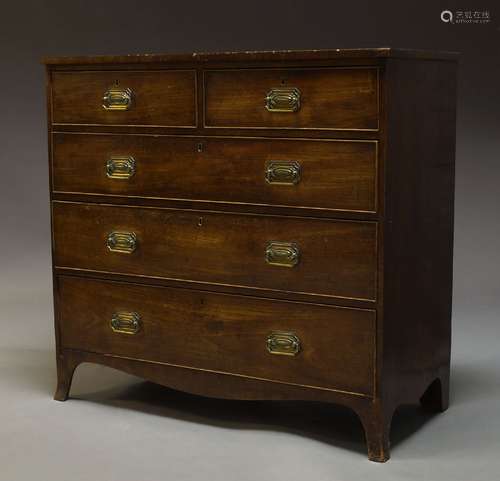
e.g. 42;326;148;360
0;1;499;479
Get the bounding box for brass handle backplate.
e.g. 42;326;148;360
106;231;137;254
110;311;141;335
265;87;301;112
265;241;300;268
106;156;136;179
265;160;301;185
267;331;301;356
102;87;133;111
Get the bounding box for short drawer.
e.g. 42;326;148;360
52;133;377;213
204;68;378;130
52;202;377;301
51;70;197;127
57;276;376;395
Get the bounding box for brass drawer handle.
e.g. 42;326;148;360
110;311;141;335
106;231;137;254
265;87;301;112
106;156;136;179
265;241;300;268
265;160;301;185
102;86;133;111
267;331;301;356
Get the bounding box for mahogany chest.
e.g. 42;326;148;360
43;48;457;462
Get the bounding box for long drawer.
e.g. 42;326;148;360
52;202;377;301
57;276;376;395
51;70;197;127
52;133;377;213
204;67;379;130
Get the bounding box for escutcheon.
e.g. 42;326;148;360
265;87;301;112
106;231;137;254
106;156;136;179
265;241;300;267
266;331;301;356
110;311;142;335
265;160;301;185
102;87;133;111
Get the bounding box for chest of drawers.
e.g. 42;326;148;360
43;48;457;462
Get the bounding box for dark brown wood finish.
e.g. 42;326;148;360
42;48;459;66
52;70;197;127
52;133;377;213
375;58;457;457
57;276;376;395
44;48;457;463
52;201;377;301
204;68;378;130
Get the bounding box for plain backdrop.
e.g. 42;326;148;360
0;1;499;480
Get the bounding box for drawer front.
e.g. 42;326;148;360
51;70;197;127
53;202;377;301
204;68;378;130
57;276;376;395
52;134;377;213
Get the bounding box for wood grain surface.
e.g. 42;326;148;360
204;67;378;130
42;48;459;66
51;70;197;127
52;201;377;301
52;133;377;213
57;275;376;395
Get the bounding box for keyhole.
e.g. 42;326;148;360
281;78;287;85
198;217;203;227
197;142;204;153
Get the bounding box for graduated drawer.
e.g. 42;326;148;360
57;276;376;395
52;202;377;301
204;68;379;130
52;133;377;213
51;70;197;127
